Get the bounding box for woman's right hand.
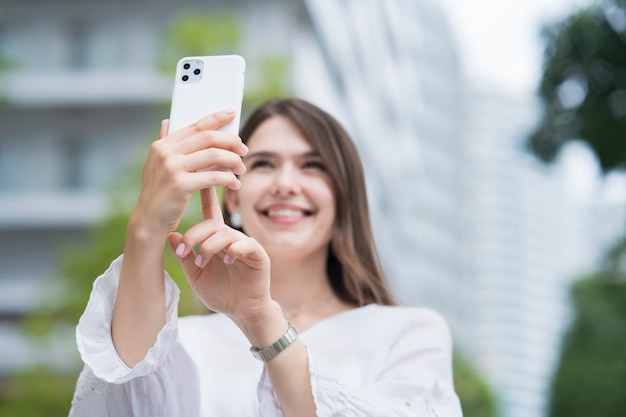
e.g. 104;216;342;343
130;110;248;239
112;110;247;367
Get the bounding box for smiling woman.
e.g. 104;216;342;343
226;116;337;266
228;99;396;309
68;97;463;417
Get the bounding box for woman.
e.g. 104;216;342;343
69;98;462;416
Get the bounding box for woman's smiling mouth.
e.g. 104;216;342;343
260;205;315;220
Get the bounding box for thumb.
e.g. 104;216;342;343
167;232;199;278
201;187;225;223
186;109;236;133
160;119;170;138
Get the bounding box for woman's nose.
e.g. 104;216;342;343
270;165;302;196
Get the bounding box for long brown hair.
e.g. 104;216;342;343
225;98;395;306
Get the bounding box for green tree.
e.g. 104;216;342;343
159;11;242;71
548;237;626;417
529;2;626;416
0;11;290;417
528;0;626;173
453;352;498;417
158;12;291;112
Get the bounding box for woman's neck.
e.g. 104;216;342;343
269;250;334;313
268;249;356;332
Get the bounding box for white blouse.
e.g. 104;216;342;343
69;256;463;416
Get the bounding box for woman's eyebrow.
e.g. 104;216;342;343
302;151;320;158
243;150;320;162
243;151;276;162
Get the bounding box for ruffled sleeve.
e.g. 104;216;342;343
69;255;201;417
257;308;463;417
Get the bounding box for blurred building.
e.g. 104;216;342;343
456;84;603;417
297;0;466;322
0;0;299;373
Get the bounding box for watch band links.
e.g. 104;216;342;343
250;322;298;362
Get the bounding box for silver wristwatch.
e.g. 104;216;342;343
250;322;298;362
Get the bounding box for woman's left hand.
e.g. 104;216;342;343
167;187;275;324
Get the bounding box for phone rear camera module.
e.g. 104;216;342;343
180;59;204;84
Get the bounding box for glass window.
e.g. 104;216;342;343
67;19;89;70
61;135;87;190
0;136;20;191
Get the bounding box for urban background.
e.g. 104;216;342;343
0;0;625;416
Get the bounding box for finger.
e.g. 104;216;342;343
173;219;224;258
167;232;200;278
179;148;246;175
175;130;248;157
223;237;268;268
174;110;236;139
195;228;243;268
160;119;170;139
169;170;240;196
201;187;226;223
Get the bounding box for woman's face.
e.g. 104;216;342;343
225;116;336;260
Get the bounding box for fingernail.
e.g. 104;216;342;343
240;162;247;173
175;243;186;257
222;108;236;116
241;142;249;154
223;254;231;264
194;255;203;267
235;179;242;188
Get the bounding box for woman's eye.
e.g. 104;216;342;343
250;160;273;169
303;161;325;170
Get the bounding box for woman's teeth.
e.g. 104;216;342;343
267;209;305;218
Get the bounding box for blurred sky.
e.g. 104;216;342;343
440;0;626;204
440;0;596;94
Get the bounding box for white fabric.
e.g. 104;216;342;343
69;255;463;416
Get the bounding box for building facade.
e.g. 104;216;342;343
457;85;610;417
0;0;300;372
297;0;466;323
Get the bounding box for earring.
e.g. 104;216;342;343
230;210;242;228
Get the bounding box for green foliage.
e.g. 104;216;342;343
548;236;626;417
528;1;626;173
0;368;78;417
243;55;292;110
157;12;291;110
56;207;209;320
531;3;626;415
453;352;498;417
158;12;242;74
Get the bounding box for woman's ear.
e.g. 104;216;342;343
224;187;239;214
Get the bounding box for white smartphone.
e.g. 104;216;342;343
168;55;246;135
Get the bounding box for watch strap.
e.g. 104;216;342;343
250;322;298;362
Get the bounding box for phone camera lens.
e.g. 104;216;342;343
182;75;189;82
194;69;201;75
183;63;190;70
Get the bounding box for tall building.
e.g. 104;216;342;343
458;85;606;417
297;0;466;324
